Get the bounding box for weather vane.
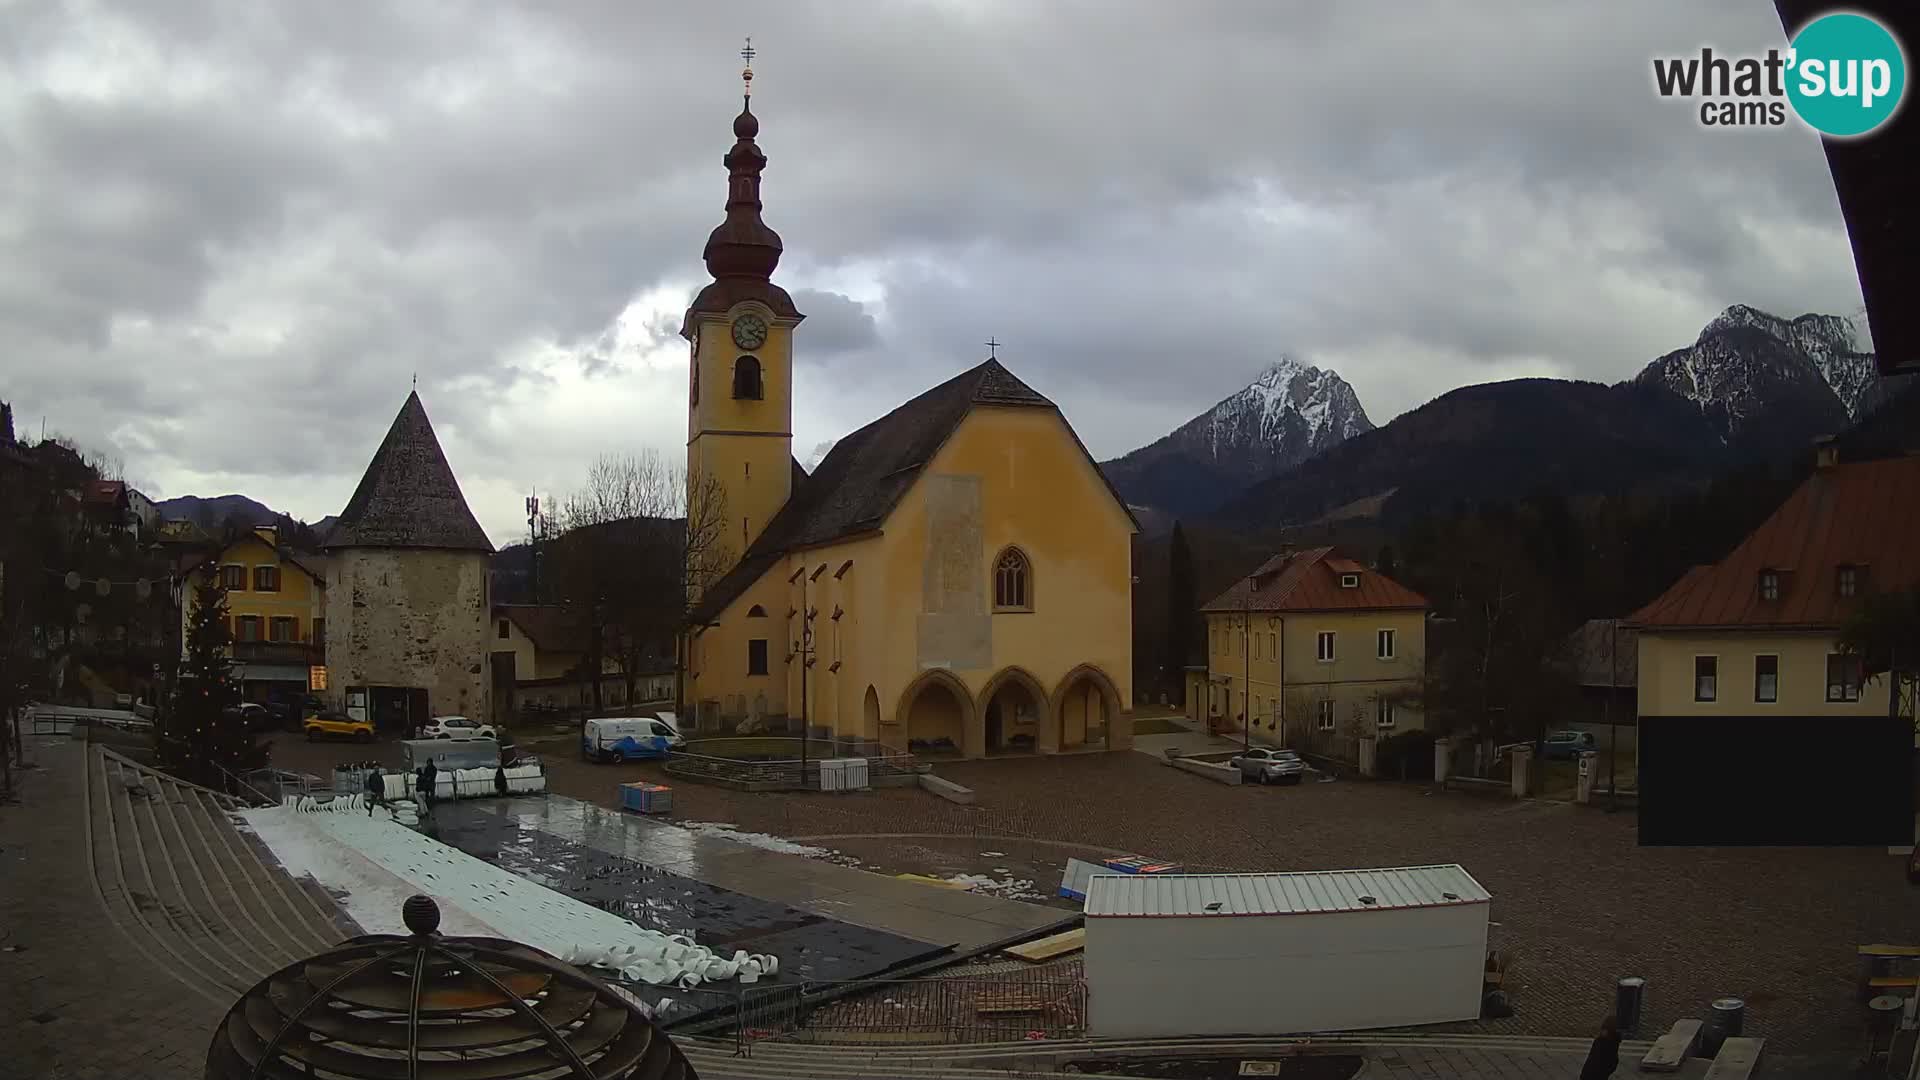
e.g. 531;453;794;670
985;337;1002;360
741;36;755;98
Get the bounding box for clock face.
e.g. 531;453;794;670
731;314;769;350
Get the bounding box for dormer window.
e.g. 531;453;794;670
732;355;763;400
1836;564;1860;598
1339;573;1360;589
1758;571;1780;602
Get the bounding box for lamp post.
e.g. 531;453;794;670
788;565;816;784
1241;588;1252;753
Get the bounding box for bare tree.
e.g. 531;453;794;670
554;452;730;715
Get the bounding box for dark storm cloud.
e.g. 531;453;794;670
0;0;1869;537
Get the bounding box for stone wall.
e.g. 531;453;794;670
324;548;490;718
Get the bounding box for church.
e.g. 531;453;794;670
681;62;1137;758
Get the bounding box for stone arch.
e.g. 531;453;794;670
1052;664;1124;751
895;668;975;757
977;666;1050;754
862;685;881;741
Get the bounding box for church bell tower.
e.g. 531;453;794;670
683;39;805;576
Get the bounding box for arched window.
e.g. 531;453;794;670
733;355;763;400
747;604;767;618
993;547;1032;611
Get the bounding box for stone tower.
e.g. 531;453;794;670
322;392;494;730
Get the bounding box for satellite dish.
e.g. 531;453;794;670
64;571;81;591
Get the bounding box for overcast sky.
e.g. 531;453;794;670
0;0;1871;544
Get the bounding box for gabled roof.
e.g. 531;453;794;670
1629;455;1920;630
690;357;1138;623
1200;547;1427;614
499;604;590;655
325;392;493;553
1558;618;1639;688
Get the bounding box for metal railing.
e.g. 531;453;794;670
663;739;923;790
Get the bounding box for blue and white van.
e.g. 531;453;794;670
581;716;684;763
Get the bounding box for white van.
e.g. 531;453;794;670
581;716;684;763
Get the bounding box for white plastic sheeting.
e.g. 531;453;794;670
241;802;778;988
372;765;545;800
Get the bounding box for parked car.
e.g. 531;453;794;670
1229;747;1307;785
234;703;277;732
1541;730;1597;761
420;715;497;741
305;710;374;742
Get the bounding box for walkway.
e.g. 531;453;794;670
449;794;1068;949
1;736;351;1080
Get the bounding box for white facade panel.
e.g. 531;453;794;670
1086;896;1489;1036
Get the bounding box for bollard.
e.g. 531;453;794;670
1699;996;1744;1056
1615;976;1646;1032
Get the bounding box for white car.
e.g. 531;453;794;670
420;715;497;741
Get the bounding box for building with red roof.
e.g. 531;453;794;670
1193;547;1428;755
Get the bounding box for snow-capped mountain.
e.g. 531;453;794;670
1102;357;1374;521
801;440;836;472
1629;304;1874;446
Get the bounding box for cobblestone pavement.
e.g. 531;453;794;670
264;732;1913;1058
1;738;222;1080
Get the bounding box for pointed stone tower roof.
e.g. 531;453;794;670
325;392;494;553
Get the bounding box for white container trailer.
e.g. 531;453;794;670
1084;864;1490;1037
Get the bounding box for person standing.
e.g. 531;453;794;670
363;766;386;817
494;763;508;797
420;759;438;810
1580;1015;1622;1080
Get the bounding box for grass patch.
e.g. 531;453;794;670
1132;716;1189;736
681;736;810;761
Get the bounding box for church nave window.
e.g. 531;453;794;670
733;355;763;400
747;638;769;676
993;547;1032;612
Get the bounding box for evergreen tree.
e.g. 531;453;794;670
161;572;260;786
1166;522;1195;705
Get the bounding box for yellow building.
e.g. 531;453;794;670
1193;548;1428;755
1629;449;1919;732
680;85;1136;757
181;525;328;707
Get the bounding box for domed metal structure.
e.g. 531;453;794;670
205;895;696;1079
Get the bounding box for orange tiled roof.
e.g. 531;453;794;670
1200;547;1427;614
1628;455;1920;630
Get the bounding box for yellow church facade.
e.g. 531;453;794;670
679;77;1135;757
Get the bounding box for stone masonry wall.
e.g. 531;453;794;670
323;548;490;718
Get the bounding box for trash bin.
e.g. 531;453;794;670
1700;996;1744;1056
1614;976;1646;1032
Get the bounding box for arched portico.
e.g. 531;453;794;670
895;668;975;757
977;667;1050;754
1051;664;1127;751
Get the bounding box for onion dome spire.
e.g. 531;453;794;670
703;36;782;282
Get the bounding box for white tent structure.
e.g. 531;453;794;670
1084;864;1491;1037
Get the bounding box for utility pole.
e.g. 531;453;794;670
1607;620;1618;812
524;494;541;603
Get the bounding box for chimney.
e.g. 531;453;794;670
253;523;278;548
1813;435;1839;471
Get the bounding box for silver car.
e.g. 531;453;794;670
1230;747;1306;785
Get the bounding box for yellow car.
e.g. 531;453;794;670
305;709;375;743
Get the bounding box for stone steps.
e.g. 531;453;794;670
85;748;353;1002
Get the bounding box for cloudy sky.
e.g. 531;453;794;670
0;0;1871;544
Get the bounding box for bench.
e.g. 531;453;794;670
1639;1019;1702;1072
1859;944;1920;999
1702;1036;1764;1080
1868;976;1920;990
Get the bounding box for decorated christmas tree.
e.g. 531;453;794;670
161;571;262;786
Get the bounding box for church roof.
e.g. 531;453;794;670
325;392;494;553
690;357;1136;623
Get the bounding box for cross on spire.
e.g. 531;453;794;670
741;36;755;98
985;337;1002;359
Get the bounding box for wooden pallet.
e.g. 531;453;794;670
1005;928;1084;963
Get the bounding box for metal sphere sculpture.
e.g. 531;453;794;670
204;895;696;1079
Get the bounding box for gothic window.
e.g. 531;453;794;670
733;355;763;400
747;605;767;617
993;547;1032;611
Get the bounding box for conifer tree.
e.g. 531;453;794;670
161;571;260;785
